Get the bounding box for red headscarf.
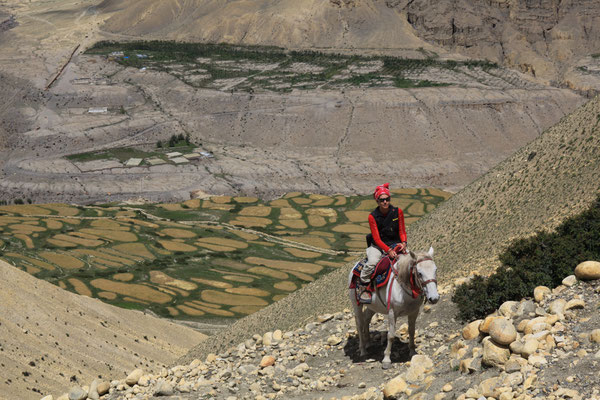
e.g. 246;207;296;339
373;183;390;200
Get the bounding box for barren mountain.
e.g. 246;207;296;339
0;259;206;400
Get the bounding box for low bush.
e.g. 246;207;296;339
453;194;600;321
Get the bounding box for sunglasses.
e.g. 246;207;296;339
378;197;390;203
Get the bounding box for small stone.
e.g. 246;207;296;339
205;353;217;363
498;301;518;318
462;320;482;340
68;386;87;400
479;376;500;397
317;314;334;323
154;379;174;396
358;382;367;388
565;299;585;310
96;381;110;396
574;261;600;280
273;329;283;342
528;355;547;367
327;335;342;346
260;355;276;368
383;375;407;398
442;383;453;392
590;329;600;343
533;286;551;303
562;275;577;287
41;396;53;400
489;318;517;346
125;368;144;386
504;357;526;373
87;380;100;400
263;331;273;346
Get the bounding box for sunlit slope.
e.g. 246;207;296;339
181;95;600;362
0;259;205;400
98;0;432;51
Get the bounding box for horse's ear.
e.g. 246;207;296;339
409;250;417;260
428;247;434;258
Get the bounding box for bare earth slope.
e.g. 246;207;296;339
98;0;433;54
0;260;206;400
181;95;600;362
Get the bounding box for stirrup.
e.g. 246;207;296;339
357;279;372;304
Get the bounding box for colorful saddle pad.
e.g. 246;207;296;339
349;256;393;291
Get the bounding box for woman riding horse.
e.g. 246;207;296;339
358;183;407;303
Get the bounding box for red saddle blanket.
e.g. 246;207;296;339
349;256;393;291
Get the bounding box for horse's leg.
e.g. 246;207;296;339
382;308;396;369
407;310;420;357
363;308;374;350
351;291;367;357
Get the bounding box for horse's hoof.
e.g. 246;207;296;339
382;362;392;370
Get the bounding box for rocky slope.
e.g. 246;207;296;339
0;260;206;400
47;263;600;400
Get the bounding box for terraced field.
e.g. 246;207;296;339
0;189;450;321
85;41;515;93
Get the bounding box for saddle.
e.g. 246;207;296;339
349;256;393;304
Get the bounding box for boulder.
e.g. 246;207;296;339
574;261;600;280
482;337;510;367
489;318;517;345
462;320;482;340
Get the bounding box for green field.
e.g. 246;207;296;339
0;189;450;320
85;41;498;92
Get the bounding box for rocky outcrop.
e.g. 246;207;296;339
389;0;600;88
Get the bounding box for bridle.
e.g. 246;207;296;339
389;255;437;309
411;256;437;291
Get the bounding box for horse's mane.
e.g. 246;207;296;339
395;252;414;284
396;250;429;283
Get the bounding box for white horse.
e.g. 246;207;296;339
348;247;439;368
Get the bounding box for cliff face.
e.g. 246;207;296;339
391;0;600;87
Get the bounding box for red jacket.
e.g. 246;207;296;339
368;205;407;253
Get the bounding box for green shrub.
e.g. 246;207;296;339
453;194;600;321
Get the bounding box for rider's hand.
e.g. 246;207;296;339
387;249;397;259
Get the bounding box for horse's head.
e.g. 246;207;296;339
412;247;439;304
